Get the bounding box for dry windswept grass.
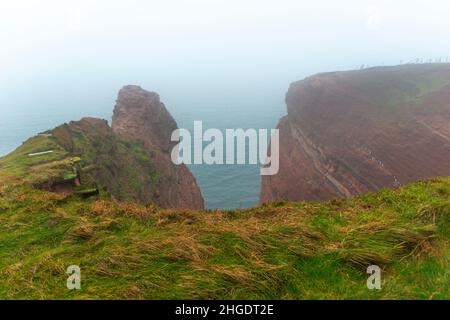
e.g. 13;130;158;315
0;177;448;299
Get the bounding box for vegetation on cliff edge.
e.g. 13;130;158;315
0;175;448;299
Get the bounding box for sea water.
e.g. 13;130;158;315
0;85;285;209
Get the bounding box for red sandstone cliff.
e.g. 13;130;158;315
260;64;450;203
112;85;204;209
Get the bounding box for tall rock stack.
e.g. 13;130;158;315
112;85;204;209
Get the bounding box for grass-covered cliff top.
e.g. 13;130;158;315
0;119;159;203
0;175;448;299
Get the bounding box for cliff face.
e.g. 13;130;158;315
112;85;177;153
112;85;204;209
49;117;162;204
0;86;203;209
261;64;450;203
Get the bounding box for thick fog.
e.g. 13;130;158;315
1;0;450;114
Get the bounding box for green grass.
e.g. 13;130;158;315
0;116;448;299
0;123;159;204
0;177;448;299
341;64;450;110
0;135;68;179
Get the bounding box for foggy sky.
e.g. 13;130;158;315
1;0;450;115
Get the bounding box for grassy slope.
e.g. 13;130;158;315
0;135;70;184
0;176;448;299
341;64;450;109
0;126;159;203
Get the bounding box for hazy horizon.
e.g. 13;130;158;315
2;0;450;114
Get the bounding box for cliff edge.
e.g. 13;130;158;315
261;64;450;203
0;86;204;209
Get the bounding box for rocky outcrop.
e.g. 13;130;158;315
112;85;204;209
260;64;450;203
22;86;205;209
112;86;177;153
48;117;158;204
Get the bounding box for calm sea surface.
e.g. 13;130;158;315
0;89;284;209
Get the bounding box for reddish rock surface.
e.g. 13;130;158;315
260;64;450;203
112;85;204;209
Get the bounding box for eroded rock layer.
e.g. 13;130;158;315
261;64;450;203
